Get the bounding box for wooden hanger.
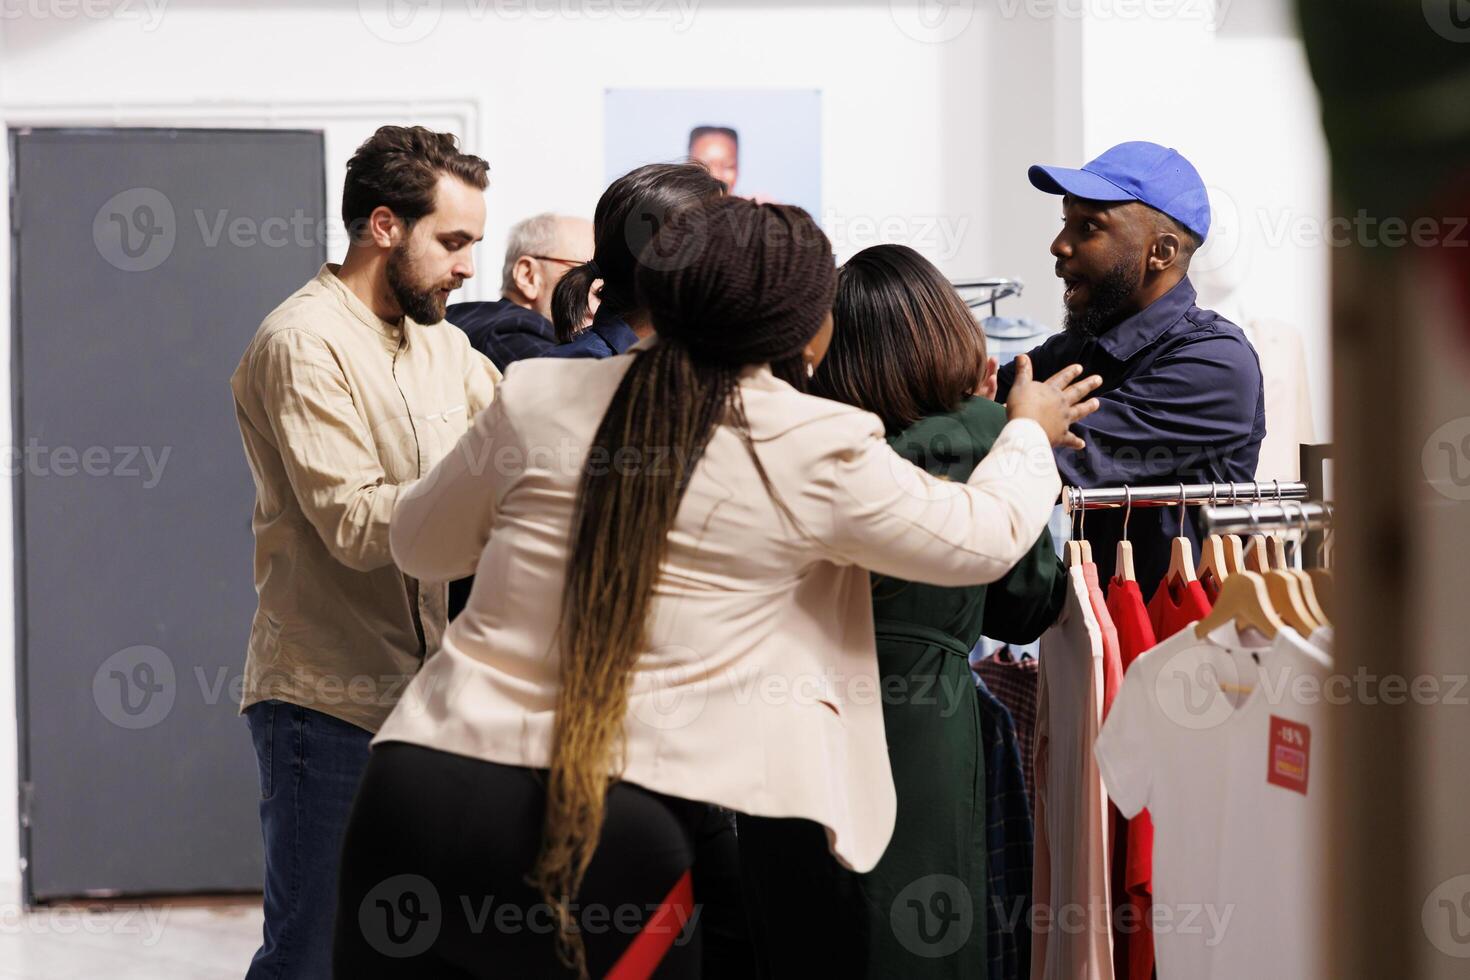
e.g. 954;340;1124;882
1263;532;1326;634
1199;536;1228;593
1244;534;1271;573
1282;501;1331;628
1267;534;1290;571
1291;568;1329;628
1197;484;1230;596
1168;536;1198;584
1263;483;1294;573
1308;569;1334;621
1115;541;1134;581
1194;569;1284;639
1222;534;1245;575
1244;505;1319;635
1115;486;1136;583
1242;483;1271;573
1263;567;1321;635
1066;496;1093;567
1166;485;1197;584
1312;512;1336;619
1065;503;1084;567
1258;485;1316;632
1283;502;1330;627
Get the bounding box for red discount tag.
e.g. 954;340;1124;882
1267;716;1310;795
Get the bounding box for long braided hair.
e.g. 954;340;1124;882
528;198;837;975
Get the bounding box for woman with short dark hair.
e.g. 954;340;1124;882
738;243;1068;979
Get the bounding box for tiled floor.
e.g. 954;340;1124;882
0;896;263;979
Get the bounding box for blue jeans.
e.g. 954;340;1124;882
245;699;373;980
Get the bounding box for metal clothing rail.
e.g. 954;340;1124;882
952;277;1024;317
1200;501;1333;535
1062;481;1309;515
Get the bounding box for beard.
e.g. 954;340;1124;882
1063;256;1143;338
386;242;457;325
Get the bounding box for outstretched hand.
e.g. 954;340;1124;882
1004;355;1102;450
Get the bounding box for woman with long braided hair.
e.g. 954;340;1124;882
334;196;1100;979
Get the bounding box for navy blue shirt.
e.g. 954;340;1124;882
445;299;556;372
995;277;1265;589
544;311;639;360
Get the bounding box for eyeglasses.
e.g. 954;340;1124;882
528;255;586;268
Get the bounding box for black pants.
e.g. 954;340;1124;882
334;742;754;978
736;813;871;979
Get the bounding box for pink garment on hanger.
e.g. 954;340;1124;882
1032;565;1115;980
1082;563;1123;719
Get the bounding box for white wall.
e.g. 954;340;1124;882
1074;1;1332;438
0;0;1330;904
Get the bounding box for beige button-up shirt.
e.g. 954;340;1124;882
230;264;499;732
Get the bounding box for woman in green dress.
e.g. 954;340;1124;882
736;244;1065;978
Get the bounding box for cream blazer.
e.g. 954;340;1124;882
375;339;1061;872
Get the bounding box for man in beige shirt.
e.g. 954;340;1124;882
229;126;499;979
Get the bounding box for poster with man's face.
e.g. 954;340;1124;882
604;89;821;217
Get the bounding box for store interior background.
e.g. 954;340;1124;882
0;0;1330;912
8;0;1434;972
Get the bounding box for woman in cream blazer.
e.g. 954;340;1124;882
334;197;1098;980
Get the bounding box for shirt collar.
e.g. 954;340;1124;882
318;263;410;353
1096;276;1197;362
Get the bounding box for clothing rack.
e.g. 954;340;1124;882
952;277;1024;317
1199;501;1333;535
1062;481;1309;515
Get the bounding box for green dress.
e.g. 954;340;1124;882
737;396;1065;979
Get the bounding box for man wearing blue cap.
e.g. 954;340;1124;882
996;141;1266;589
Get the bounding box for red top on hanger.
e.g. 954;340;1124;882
1148;576;1213;640
1108;577;1161;980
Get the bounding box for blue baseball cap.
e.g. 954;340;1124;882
1028;141;1211;241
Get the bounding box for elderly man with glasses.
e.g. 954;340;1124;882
446;212;594;369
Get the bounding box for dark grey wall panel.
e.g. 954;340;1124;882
11;127;326;900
